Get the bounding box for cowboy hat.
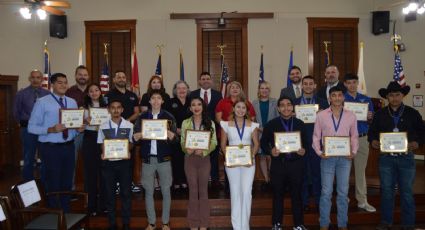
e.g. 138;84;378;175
378;81;410;98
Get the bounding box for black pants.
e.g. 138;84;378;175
172;143;187;185
270;157;304;226
102;159;132;226
209;146;220;181
82;130;102;212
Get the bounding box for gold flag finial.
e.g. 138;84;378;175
323;41;331;51
360;41;364;49
156;44;164;54
103;43;109;65
391;34;401;52
260;45;264;51
217;44;227;56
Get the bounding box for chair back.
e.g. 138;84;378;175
0;196;13;230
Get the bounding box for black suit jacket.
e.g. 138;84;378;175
316;81;347;106
190;88;222;121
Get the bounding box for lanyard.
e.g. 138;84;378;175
235;119;246;142
280;117;293;132
192;118;202;130
331;109;344;134
50;93;67;108
389;104;404;132
301;95;315;105
109;119;122;138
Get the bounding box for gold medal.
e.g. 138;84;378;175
238;144;243;149
70;122;73;127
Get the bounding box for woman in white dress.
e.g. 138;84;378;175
220;99;259;230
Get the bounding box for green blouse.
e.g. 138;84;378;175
180;117;217;157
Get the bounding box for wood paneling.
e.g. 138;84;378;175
307;18;359;89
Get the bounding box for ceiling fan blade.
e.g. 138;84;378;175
377;0;407;10
42;1;70;8
41;5;65;15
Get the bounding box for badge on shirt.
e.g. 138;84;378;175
172;103;178;108
130;96;135;101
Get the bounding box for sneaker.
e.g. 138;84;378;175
131;183;142;193
162;224;170;230
376;223;392;230
272;223;282;230
358;202;376;212
293;225;308;230
145;224;156;230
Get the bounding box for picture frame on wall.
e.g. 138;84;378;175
413;95;423;107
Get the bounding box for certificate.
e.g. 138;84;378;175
184;130;211;150
89;108;110;125
295;104;319;123
274;131;302;153
103;139;130;160
380;132;408;153
344;102;368;121
324;136;351;157
141;119;168;140
17;180;41;207
225;145;252;167
60;109;84;128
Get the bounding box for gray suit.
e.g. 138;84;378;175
252;98;279;154
279;85;300;101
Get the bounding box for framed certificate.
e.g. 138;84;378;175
295;104;319;123
60;109;84;128
274;131;302;153
324;136;351;157
225;145;252;167
141;119;168;140
89;108;110;126
103;139;130;160
380;132;408;153
184;130;211;150
344;102;368;121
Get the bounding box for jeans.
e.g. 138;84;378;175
379;153;416;227
319;157;352;228
21;127;39;181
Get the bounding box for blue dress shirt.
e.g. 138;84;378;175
28;93;78;143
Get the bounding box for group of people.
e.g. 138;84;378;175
13;64;424;230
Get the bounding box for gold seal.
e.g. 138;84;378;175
238;144;243;149
70;122;73;127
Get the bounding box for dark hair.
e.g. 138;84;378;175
329;85;345;95
325;64;338;71
50;73;67;84
290;65;302;73
277;95;294;107
74;65;88;75
190;97;213;133
83;83;107;108
108;98;123;107
113;70;126;77
343;73;359;81
147;75;166;95
148;89;164;99
199;71;211;79
302;75;315;82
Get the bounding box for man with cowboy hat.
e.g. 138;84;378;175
368;81;425;230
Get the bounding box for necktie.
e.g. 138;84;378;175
295;86;301;98
59;97;68;140
204;91;209;105
33;89;39;102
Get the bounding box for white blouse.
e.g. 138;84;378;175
220;120;259;146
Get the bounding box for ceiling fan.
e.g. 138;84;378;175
23;0;71;16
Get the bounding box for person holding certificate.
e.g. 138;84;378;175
312;86;358;230
368;81;425;230
261;96;307;230
343;73;376;212
133;89;178;230
294;75;328;211
28;73;83;212
97;98;133;230
140;75;171;112
82;83;107;215
220;99;259;230
180;96;217;230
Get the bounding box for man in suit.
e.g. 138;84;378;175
280;65;303;101
316;65;346;105
190;71;223;189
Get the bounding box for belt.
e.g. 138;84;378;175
149;155;158;157
382;152;409;156
359;133;367;137
42;140;74;146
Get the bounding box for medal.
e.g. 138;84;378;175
388;104;404;133
331;109;344;135
393;128;399;132
238;144;244;149
235;119;246;149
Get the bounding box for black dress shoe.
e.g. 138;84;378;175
123;224;130;230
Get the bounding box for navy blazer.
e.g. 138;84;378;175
279;86;297;101
316;81;347;106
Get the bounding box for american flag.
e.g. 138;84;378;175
393;52;406;87
100;59;110;95
220;61;229;98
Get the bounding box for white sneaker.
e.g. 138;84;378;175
358;202;376;212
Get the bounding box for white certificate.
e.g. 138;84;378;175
295;104;319;123
274;131;302;153
103;139;130;160
89;108;110;126
17;180;41;207
344;102;368;121
141;119;168;140
0;203;6;222
324;136;351;157
60;109;84;128
225;145;252;167
380;132;408;153
185;130;211;150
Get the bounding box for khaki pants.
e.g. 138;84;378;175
354;136;369;204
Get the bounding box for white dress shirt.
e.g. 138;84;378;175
200;88;211;105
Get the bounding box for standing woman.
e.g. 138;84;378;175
140;75;171;112
252;81;279;189
82;83;107;215
220;99;259;230
180;97;217;230
167;80;192;190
